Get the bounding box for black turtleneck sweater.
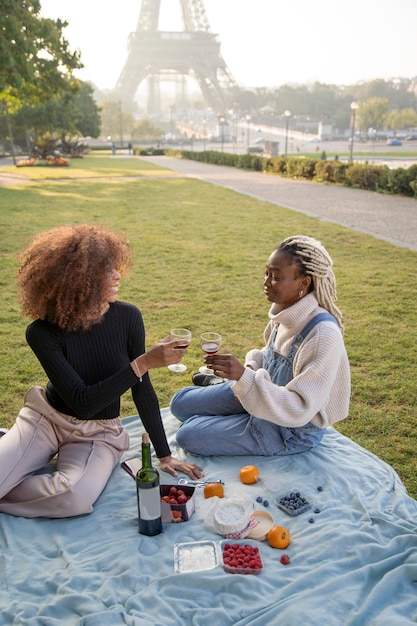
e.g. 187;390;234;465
25;301;171;458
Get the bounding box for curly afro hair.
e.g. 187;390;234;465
17;224;132;331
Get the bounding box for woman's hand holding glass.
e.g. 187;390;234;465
199;332;222;375
167;328;192;372
204;353;246;381
136;331;191;374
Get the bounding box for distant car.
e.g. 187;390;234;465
247;145;263;154
387;138;402;146
404;134;417;141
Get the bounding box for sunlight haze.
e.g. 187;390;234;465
40;0;417;90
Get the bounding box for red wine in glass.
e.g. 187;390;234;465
168;328;192;372
199;332;222;375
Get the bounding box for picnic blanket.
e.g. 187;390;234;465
1;409;416;626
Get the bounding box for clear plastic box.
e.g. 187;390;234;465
275;490;311;516
221;540;264;575
174;540;264;575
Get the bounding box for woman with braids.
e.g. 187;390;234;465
170;235;350;456
0;224;202;519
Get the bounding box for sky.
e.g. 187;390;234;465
40;0;417;91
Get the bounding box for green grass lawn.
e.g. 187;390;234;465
1;153;416;499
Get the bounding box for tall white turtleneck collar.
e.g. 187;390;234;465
268;292;320;331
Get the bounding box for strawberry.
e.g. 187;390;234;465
280;554;291;565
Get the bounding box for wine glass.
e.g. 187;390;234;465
199;332;222;375
167;328;192;372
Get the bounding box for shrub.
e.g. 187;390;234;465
345;164;390;191
30;132;60;159
387;164;417;197
162;149;415;197
234;153;263;170
264;157;287;175
314;160;348;184
285;158;316;179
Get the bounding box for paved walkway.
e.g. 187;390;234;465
141;156;417;252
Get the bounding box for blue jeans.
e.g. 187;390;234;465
170;382;324;457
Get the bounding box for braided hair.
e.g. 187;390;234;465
278;235;344;330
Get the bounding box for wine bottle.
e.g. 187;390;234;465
136;432;162;536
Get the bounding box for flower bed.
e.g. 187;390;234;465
17;157;69;167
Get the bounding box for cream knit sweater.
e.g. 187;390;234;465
232;293;350;428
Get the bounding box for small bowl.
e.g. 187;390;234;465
247;510;274;541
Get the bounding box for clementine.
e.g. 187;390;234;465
203;482;224;498
267;525;291;549
239;465;260;484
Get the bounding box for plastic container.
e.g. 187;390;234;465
174;540;264;575
221;540;264;575
275;490;311;516
174;540;219;573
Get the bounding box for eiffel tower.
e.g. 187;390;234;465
114;0;240;114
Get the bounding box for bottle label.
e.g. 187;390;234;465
138;486;161;520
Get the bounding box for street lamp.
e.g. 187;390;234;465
349;101;359;162
118;101;124;148
246;115;251;150
284;110;291;157
219;116;225;152
202;117;207;151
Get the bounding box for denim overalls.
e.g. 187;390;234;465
173;312;339;456
248;312;339;454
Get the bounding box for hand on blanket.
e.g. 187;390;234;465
158;455;204;480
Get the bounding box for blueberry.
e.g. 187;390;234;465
317;486;323;492
314;508;320;514
308;518;315;524
263;500;269;507
256;496;263;503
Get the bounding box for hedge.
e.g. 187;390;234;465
157;149;417;198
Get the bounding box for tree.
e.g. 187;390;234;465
354;79;415;111
356;98;390;133
131;117;163;142
0;1;83;160
384;108;417;134
0;1;82;95
99;100;135;143
9;81;101;145
73;83;101;138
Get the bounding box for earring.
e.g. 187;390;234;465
298;289;303;299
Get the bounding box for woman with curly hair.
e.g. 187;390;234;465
171;235;350;456
0;224;202;518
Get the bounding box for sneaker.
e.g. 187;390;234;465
0;428;9;438
192;373;225;386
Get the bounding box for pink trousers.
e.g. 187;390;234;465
0;386;130;518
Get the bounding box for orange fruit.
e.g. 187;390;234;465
239;465;260;484
203;482;224;498
267;525;291;549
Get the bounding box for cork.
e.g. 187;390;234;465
142;432;150;444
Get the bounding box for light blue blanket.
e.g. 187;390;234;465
1;410;416;625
